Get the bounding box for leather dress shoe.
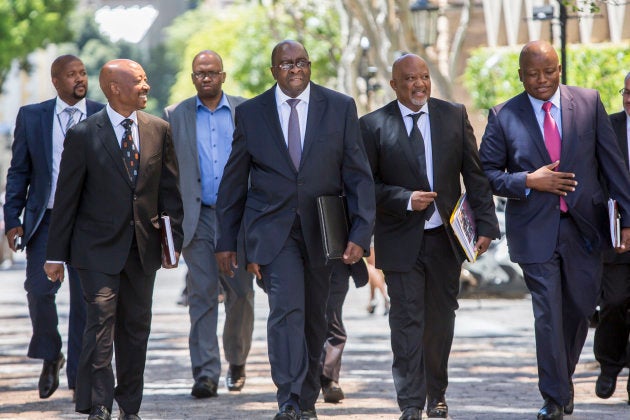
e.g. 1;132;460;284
427;396;448;418
537;399;563;420
118;408;142;420
88;405;111;420
595;373;617;399
273;403;299;420
321;378;345;403
191;376;218;398
226;364;246;391
627;375;630;405
399;406;421;420
564;379;574;415
38;353;65;399
301;408;318;419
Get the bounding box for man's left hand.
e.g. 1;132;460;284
616;228;630;253
342;241;364;265
474;236;493;257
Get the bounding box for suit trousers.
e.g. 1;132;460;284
594;262;630;376
520;216;602;406
384;226;461;411
184;206;254;383
24;210;86;388
261;217;332;410
320;262;350;382
74;244;156;415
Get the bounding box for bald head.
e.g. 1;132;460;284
390;54;431;111
518;40;561;101
192;50;223;70
99;59;150;116
51;55;82;78
519;40;559;69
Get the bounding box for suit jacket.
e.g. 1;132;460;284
215;83;375;267
163;93;246;247
46;108;184;275
361;99;499;272
479;86;630;264
4;98;104;245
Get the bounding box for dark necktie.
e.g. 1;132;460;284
542;101;568;212
64;107;78;134
121;119;139;183
287;99;301;170
409;112;434;221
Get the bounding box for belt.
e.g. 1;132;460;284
424;224;445;235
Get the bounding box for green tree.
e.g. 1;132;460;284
0;0;76;90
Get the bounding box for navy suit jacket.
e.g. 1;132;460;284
215;83;375;268
4;98;104;246
480;86;630;264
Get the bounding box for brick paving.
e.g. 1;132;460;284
0;263;629;419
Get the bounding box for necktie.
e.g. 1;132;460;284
121;119;139;183
64;107;78;134
409;112;434;221
287;99;301;170
542;101;568;212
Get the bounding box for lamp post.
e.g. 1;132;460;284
532;1;568;85
359;36;379;111
409;0;439;47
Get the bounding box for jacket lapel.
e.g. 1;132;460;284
137;111;159;189
259;86;297;172
96;109;134;188
301;84;325;168
516;92;551;163
559;85;576;166
182;98;198;165
612;112;629;168
42;100;55;174
387;101;427;183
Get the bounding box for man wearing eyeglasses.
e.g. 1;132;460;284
215;40;375;420
163;50;254;399
593;75;630;404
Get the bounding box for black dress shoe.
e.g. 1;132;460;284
564;379;574;415
321;377;345;403
191;376;218;398
88;405;111;420
301;408;318;419
273;403;299;420
38;353;65;399
595;373;617;399
626;375;630;405
537;399;563;420
399;406;421;420
118;408;142;420
427;396;448;418
226;364;246;391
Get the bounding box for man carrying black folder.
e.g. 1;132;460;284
360;54;499;420
215;40;374;420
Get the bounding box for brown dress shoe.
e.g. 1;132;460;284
38;353;65;399
321;378;345;403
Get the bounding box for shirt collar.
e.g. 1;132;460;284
195;92;230;111
55;97;87;116
275;82;311;107
106;103;138;128
397;100;429;118
527;87;561;112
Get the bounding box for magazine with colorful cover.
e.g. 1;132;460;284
449;193;477;262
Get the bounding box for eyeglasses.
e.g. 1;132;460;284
273;60;311;71
192;71;224;80
619;88;630;96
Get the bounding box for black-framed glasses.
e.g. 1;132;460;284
619;88;630;96
192;71;224;80
273;60;311;71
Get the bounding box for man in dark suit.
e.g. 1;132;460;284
215;40;375;420
4;54;103;400
361;54;499;420
479;40;630;420
593;72;630;403
44;59;183;420
163;50;254;398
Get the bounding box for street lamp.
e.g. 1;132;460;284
359;36;379;111
531;2;567;85
410;0;439;47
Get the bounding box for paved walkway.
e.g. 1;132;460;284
0;263;629;419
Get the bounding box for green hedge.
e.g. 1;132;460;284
463;44;630;113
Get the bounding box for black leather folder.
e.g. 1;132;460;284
316;195;349;261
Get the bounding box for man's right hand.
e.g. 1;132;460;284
216;251;238;277
43;262;65;283
410;190;437;212
526;161;577;195
6;226;23;252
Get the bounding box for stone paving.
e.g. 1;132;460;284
0;262;629;419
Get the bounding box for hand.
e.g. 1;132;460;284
6;226;23;252
162;251;180;269
247;263;262;280
410;190;437;212
473;236;492;257
525;161;577;196
342;241;364;265
616;228;630;253
43;262;65;283
216;251;238;277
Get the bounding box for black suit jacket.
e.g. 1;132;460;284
46;108;183;275
361;99;499;272
215;83;375;267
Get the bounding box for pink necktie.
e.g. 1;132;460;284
542;101;568;212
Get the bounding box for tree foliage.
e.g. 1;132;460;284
0;0;76;90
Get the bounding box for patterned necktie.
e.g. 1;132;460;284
542;101;568;212
64;107;78;134
287;99;301;170
409;112;434;220
121;119;139;183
